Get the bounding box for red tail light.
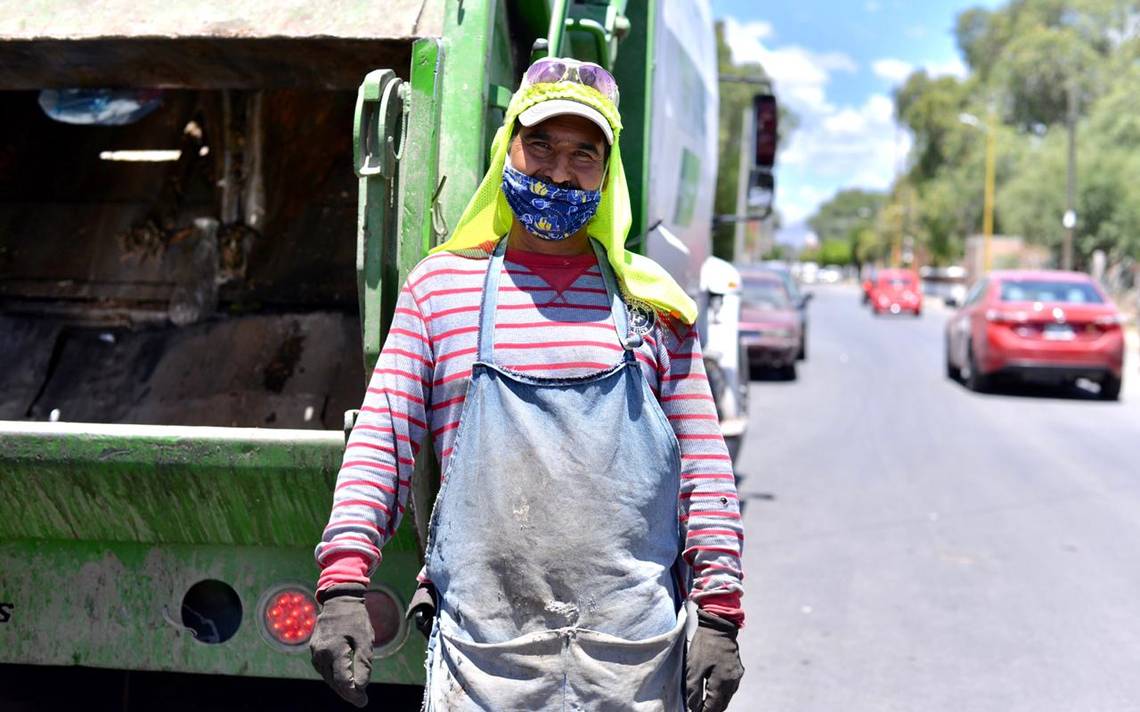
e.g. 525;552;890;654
262;587;317;646
985;309;1029;324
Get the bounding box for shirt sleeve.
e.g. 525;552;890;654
314;284;433;593
653;315;745;627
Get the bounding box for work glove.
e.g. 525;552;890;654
686;610;745;712
310;583;374;708
405;582;437;639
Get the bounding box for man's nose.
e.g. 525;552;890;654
547;155;575;187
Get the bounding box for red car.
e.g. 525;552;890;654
945;270;1125;400
739;270;803;379
869;269;923;316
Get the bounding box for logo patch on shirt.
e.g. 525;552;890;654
626;300;656;336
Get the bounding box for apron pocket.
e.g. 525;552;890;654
426;608;687;712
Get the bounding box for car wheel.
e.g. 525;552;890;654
945;339;958;381
780;362;797;381
1100;375;1122;401
913;309;922;318
964;346;990;393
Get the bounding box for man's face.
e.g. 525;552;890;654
509;114;607;192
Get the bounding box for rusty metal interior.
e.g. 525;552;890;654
0;85;376;429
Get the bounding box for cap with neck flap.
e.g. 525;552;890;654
430;65;698;325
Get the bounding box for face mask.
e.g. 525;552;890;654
501;162;602;241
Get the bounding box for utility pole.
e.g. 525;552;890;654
1062;78;1077;271
982;109;996;273
734;106;754;262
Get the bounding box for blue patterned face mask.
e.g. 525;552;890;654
501;162;602;241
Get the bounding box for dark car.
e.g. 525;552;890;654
739;270;804;380
945;270;1125;400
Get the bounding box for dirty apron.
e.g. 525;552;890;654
423;237;686;712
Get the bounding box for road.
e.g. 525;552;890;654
732;284;1140;712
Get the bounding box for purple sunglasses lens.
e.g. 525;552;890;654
526;59;567;84
577;65;617;98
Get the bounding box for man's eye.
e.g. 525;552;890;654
529;141;553;153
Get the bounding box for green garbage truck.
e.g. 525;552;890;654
0;0;776;693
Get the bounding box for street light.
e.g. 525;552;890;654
959;111;996;274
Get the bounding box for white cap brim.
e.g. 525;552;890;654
518;99;614;145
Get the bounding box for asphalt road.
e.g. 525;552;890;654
731;284;1140;712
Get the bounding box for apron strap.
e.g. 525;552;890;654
478;237;640;365
476;237;510;364
589;239;642;353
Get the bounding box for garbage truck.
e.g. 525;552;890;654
0;0;776;693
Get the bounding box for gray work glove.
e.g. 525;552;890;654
405;582;437;639
686;610;745;712
310;583;374;708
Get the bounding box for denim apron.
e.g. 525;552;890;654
422;237;686;711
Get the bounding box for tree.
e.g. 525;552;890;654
807;188;885;267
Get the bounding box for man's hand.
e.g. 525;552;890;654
686;610;744;712
405;582;437;639
310;584;374;708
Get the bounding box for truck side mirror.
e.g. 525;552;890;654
753;94;778;169
747;94;778;218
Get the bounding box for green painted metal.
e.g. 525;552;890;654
611;0;655;252
0;421;422;680
402;38;446;258
0;422;416;552
546;0;570;56
0;540;425;683
354;69;407;373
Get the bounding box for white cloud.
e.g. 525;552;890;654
925;56;968;79
872;56;968;86
905;24;929;39
872;58;915;84
723;17;857;115
864;1;882;12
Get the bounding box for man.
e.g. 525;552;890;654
310;57;745;712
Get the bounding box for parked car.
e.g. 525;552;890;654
739;270;804;379
753;263;811;359
921;265;968;306
870;269;923;316
944;270;1125;400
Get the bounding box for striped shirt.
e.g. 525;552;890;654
315;246;745;625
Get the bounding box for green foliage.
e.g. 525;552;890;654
806;189;885;266
876;0;1140;267
818;239;854;266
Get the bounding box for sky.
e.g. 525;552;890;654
710;0;1005;244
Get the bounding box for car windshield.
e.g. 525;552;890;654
742;279;790;308
882;276;915;289
999;280;1103;304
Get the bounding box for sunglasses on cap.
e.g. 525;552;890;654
522;58;620;108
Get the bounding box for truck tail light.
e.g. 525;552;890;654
263;588;318;646
364;587;406;650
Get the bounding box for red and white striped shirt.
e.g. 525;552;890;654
316;246;744;625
